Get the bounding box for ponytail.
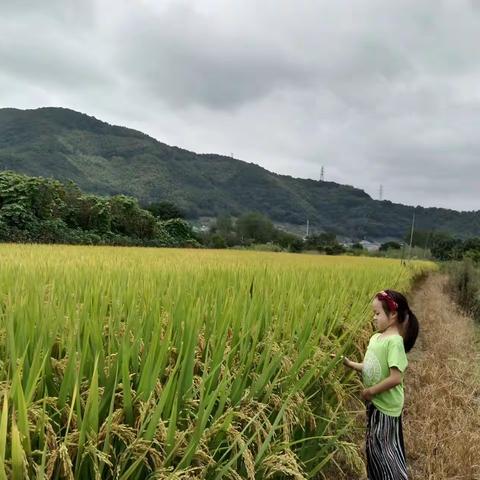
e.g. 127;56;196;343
402;308;419;353
377;290;419;353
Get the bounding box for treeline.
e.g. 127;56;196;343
204;214;480;262
202;212;302;251
0;171;198;247
408;230;480;262
201;212;353;254
5;169;480;261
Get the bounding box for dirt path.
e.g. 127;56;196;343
403;272;480;479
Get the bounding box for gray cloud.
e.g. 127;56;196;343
111;3;316;109
1;0;480;211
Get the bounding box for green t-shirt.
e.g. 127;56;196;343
362;333;408;417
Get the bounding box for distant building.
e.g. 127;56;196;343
341;240;381;252
359;240;381;252
192;224;209;233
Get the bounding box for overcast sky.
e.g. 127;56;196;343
1;0;480;211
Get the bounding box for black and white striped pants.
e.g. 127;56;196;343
365;402;408;480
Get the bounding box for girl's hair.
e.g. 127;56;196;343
376;289;419;353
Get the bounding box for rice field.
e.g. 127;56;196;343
0;244;435;479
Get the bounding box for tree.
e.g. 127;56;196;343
209;233;227;249
0;203;35;228
75;195;112;233
463;237;480;263
215;214;234;236
274;229;304;252
325;243;346;255
404;229;431;248
236;212;275;244
304;232;344;253
0;171;198;247
161;218;195;243
146;201;185;220
209;214;239;247
29;178;66;220
110;195;157;238
464;249;480;263
379;241;401;251
430;235;463;261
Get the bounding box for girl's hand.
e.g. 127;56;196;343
330;353;350;367
361;388;374;401
331;354;364;372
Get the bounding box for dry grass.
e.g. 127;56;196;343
404;273;480;480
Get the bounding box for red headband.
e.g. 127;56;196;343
376;291;398;312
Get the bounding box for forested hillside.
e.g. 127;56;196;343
1;107;480;240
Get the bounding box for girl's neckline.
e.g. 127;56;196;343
375;332;402;340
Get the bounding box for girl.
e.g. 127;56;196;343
340;289;419;480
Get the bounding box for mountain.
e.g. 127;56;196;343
1;106;479;241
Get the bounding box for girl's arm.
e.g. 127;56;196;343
343;357;363;372
330;354;363;372
362;367;402;400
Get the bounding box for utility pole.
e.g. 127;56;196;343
423;229;433;259
408;208;416;260
306;218;310;238
400;242;406;266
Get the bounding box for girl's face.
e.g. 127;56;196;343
372;298;395;332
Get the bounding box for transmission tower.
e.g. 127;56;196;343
379;184;383;200
320;166;325;181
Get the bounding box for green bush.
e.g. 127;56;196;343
379;241;401;251
446;259;480;322
209;234;227;249
0;171;197;248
